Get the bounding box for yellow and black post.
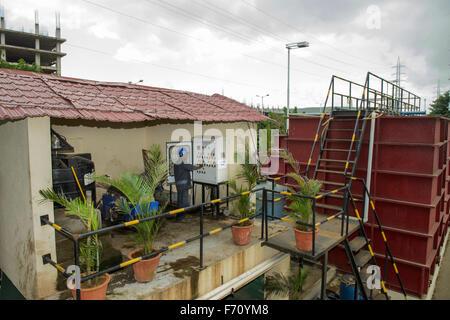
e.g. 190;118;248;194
200;204;204;269
263;187;268;241
312;197;316;256
73;238;81;300
271;180;275;220
260;188;265;240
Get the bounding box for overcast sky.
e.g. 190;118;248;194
2;0;449;111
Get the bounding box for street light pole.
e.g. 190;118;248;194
287;48;291;132
257;94;269;114
286;41;309;134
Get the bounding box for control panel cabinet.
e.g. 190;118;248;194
192;136;227;184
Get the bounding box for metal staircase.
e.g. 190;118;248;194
310;108;369;237
300;73;410;300
261;72;416;300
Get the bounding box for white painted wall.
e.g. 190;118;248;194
0;117;56;299
52;120;258;209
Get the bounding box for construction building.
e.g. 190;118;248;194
0;12;65;75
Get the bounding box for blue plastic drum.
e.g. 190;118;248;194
339;274;363;300
126;201;159;221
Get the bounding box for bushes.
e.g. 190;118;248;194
0;58;44;73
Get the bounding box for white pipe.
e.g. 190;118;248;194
363;112;376;222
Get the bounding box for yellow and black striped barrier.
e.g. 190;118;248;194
42;255;71;278
44;184;331;297
41;185;269;298
349;183;408;300
279;210;343;228
315;188;342;200
257;197;283;202
77;188;263;240
40;216;76;240
260;187;348;229
366;198;408;300
258;175;288;183
80;213;260;283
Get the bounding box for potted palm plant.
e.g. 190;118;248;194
264;268;308;300
228;149;259;246
93;144;168;282
281;151;322;252
39;189;109;300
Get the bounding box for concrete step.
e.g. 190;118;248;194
349;236;367;252
354;250;372;268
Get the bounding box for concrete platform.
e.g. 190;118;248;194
263;214;360;260
46;212;291;300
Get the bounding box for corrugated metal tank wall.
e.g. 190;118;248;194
268;115;449;298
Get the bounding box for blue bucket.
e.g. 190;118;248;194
101;194;117;220
339;274;363;300
125;201;159;222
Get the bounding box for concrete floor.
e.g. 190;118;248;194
432;230;450;300
46;211;292;300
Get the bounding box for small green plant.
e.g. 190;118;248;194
264;268;308;300
93;144;168;255
39;189;102;285
228;180;255;226
94;173;166;255
228;145;259;226
281;150;322;231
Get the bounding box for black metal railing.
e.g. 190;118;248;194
365;72;421;114
305;71;422;178
260;184;351;257
349;177;408;300
41;174;355;300
41;186;266;300
328;73;422;115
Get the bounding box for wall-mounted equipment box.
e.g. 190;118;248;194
192;136;228;185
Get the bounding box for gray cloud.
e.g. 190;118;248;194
2;0;448;108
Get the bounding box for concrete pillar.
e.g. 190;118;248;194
55;13;61;75
34;15;41;67
0;117;57;299
0;16;5;61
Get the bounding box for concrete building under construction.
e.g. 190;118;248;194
0;11;65;75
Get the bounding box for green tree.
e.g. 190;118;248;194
429;91;450;117
0;58;44;73
258;111;286;135
257;111;287;158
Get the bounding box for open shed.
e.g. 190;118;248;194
0;68;269;299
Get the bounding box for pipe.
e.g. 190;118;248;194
363;112;376;222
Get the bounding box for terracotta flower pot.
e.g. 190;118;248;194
231;221;254;246
294;227;319;252
71;273;110;300
128;248;162;283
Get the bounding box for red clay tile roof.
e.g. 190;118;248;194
0;68;267;123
